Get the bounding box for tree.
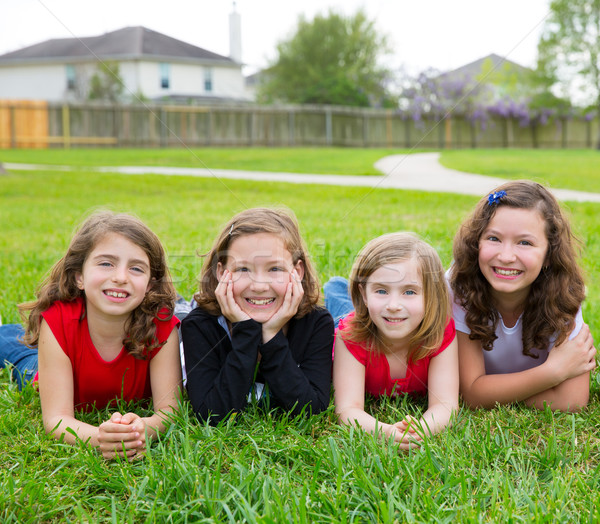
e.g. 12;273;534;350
88;61;124;102
537;0;600;146
258;9;395;107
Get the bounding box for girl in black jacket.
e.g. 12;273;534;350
182;208;333;424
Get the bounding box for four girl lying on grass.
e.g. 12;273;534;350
0;179;597;457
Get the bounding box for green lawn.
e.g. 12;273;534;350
2;148;600;522
440;149;600;193
0;147;419;176
3;146;600;192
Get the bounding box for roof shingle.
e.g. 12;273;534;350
0;26;233;64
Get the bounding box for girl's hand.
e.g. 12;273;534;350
97;412;144;460
215;269;250;324
392;415;423;450
262;269;303;343
546;324;596;382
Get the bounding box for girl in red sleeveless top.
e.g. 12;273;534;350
1;211;181;460
332;232;458;450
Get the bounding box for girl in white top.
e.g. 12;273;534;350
449;180;596;412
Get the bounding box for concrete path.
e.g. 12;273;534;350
6;152;600;203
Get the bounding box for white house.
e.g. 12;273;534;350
0;20;250;103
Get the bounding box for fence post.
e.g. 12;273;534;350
386;110;392;147
113;105;120;147
10;104;16;149
363;112;369;147
205;109;212;146
470;120;477;148
159;107;167;147
530;122;538;148
586;119;592;148
288;109;295;146
444;117;452;149
247;110;253;146
325;108;332;146
62;104;70;149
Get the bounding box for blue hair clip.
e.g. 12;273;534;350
487;190;506;206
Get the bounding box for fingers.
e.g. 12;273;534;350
261;270;303;335
98;421;143;457
392;415;425;449
119;412;141;426
109;411;123;423
291;269;304;305
393;415;417;432
397;438;423;451
576;323;591;340
278;270;303;316
587;345;597;370
214;269;232;311
216;269;249;323
102;442;147;460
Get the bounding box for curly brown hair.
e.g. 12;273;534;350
19;211;176;358
194;207;320;318
450;180;585;356
341;232;450;362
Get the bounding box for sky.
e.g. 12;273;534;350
0;0;551;75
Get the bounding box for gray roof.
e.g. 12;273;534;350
438;53;530;80
0;26;235;65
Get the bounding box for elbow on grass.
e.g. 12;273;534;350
525;392;589;413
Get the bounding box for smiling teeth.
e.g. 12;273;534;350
247;298;275;305
384;318;404;323
495;268;521;276
105;291;127;298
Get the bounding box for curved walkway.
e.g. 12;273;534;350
6;152;600;203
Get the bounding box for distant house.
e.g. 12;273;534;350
437;53;532;99
0;24;251;103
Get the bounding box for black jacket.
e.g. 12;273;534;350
181;306;334;424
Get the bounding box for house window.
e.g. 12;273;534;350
66;64;76;90
160;63;170;89
204;68;213;92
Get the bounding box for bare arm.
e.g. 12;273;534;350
38;320;99;444
333;336;409;447
418;336;459;435
524;372;590;411
458;326;595;411
135;329;182;440
38;320;181;459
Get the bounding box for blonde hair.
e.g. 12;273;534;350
342;232;450;361
19;211;176;358
194;207;320;318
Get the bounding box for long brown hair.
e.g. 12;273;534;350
450;180;585;356
341;232;450;361
19;211;176;358
194;207;320;318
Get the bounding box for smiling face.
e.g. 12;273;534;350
218;232;303;323
478;206;549;303
76;232;152;321
359;258;425;353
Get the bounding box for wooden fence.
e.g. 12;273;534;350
0;100;597;149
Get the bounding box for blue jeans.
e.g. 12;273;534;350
0;324;38;389
323;277;355;328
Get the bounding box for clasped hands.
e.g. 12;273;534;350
97;412;149;460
